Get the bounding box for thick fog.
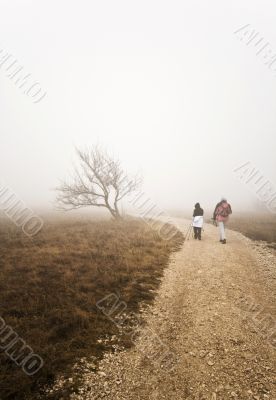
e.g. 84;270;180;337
1;0;276;216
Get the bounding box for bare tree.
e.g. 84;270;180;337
56;147;140;219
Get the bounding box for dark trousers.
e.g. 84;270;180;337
193;227;202;240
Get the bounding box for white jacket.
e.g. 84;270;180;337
192;215;204;228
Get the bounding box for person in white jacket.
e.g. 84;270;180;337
192;203;204;240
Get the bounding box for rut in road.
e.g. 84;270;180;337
72;218;276;400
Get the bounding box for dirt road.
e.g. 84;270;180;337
72;219;276;400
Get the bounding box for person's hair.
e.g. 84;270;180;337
195;202;200;208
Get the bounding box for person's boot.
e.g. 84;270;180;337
221;239;226;244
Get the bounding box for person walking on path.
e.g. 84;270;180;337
213;198;232;244
192;203;204;240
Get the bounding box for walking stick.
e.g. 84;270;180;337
184;223;193;241
187;224;193;240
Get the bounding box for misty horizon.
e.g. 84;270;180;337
1;0;276;216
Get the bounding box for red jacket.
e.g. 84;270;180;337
214;201;232;222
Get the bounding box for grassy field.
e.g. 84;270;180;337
0;216;183;400
227;212;276;245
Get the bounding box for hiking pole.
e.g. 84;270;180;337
184;224;191;242
184;223;193;241
187;223;193;240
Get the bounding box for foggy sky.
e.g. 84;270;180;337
1;0;276;215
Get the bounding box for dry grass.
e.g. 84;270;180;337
227;212;276;246
0;216;183;400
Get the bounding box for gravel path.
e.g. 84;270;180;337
70;219;276;400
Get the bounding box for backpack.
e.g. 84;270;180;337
217;203;231;218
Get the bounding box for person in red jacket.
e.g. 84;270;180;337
213;198;232;244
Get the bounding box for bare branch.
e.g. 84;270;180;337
56;146;141;219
